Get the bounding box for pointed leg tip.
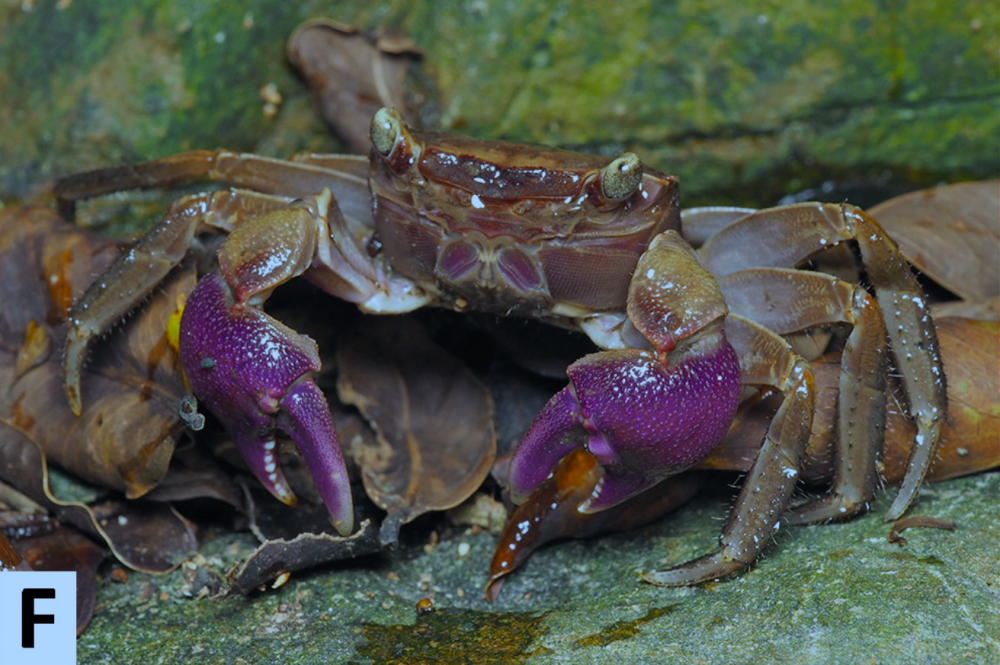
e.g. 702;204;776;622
483;575;506;603
641;553;743;587
64;368;83;416
884;494;913;523
787;495;867;525
640;568;699;587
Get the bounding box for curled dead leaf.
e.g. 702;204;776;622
13;525;107;634
870;180;1000;301
0;528;31;571
288;19;423;154
0;421;197;573
336;317;496;546
221;519;380;597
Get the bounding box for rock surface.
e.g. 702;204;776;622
1;0;997;208
77;473;999;664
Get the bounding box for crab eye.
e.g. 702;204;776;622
601;153;642;201
371;107;402;156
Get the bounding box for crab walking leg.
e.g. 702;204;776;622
698;203;946;520
718;268;888;522
680;206;756;247
55;150;371;224
643;315;816;586
63;189;294;414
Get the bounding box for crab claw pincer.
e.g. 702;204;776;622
508;230;742;514
179;270;353;535
508;339;740;512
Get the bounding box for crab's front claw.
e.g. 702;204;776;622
179;270;353;535
508;335;741;514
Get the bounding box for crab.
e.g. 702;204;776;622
54;107;945;584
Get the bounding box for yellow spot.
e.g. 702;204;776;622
166;302;184;353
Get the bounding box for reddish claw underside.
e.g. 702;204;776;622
55;106;946;586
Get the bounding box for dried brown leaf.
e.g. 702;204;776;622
0;422;197;572
336;317;496;545
0;206;191;497
0;528;31;571
930;297;999;322
288;19;422;154
881;317;999;484
870;180;1000;301
221;519;380;597
140;445;243;509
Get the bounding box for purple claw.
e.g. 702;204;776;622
509;334;741;513
276;380;354;535
179;270;353;535
506;386;580;504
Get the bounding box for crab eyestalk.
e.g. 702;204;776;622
600;152;643;201
370;107;419;174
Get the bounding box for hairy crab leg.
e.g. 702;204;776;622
718;267;888;522
55;150;371;223
697;203;946;520
62;189;295;415
643;314;816;586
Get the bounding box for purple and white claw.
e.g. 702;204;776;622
508;334;741;513
179;270;353;535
